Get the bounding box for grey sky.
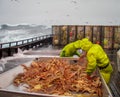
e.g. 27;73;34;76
0;0;120;25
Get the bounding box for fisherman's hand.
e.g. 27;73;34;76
78;52;87;63
86;74;92;80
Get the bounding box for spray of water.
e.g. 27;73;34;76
0;58;7;71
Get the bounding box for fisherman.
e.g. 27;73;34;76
60;38;113;84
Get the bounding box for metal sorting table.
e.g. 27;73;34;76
0;57;113;97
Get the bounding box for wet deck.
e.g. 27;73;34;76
105;50;120;97
0;45;61;74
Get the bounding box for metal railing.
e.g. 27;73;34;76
0;34;53;49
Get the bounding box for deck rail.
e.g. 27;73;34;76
0;34;52;49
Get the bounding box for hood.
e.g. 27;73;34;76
73;40;82;49
80;38;93;51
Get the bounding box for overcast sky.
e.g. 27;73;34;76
0;0;120;26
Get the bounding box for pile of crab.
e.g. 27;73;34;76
13;58;102;97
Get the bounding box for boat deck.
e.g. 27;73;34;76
104;50;120;97
0;45;61;74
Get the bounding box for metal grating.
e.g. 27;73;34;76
107;50;120;97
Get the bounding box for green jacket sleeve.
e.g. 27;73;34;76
60;40;82;57
86;53;97;75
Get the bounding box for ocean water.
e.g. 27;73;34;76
0;24;52;73
0;24;52;43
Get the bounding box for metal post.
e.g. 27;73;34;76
67;25;69;44
112;26;115;50
91;26;94;42
0;50;2;59
83;26;85;38
75;26;77;41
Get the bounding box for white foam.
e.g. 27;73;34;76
0;58;7;71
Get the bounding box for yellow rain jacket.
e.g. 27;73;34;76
60;40;82;57
60;38;113;84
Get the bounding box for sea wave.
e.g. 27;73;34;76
0;24;52;43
